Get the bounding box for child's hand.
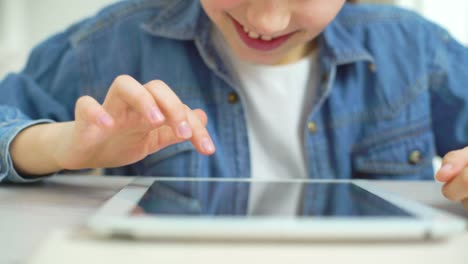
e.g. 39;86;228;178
435;147;468;209
53;75;215;170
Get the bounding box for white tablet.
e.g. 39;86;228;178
87;177;466;241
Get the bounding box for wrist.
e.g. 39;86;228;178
10;122;67;176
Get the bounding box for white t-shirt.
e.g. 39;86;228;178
212;30;319;215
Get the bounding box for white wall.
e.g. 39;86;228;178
397;0;468;44
0;0;115;75
25;0;117;49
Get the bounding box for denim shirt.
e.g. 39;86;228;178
1;0;468;210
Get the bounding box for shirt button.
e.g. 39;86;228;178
308;121;317;134
228;92;239;104
408;150;422;165
369;63;376;72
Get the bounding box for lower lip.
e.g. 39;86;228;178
230;17;295;52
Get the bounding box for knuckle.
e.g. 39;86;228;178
76;95;89;104
198;110;208;124
169;105;188;122
192;109;208;125
113;75;139;90
147;80;180;100
114;78;144;99
146;79;167;90
76;96;98;117
190;122;204;133
195;127;209;138
76;96;94;108
114;74;133;84
188;109;204;126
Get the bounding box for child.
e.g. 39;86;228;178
0;0;467;209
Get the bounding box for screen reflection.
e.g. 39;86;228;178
133;181;413;217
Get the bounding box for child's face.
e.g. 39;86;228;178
201;0;345;65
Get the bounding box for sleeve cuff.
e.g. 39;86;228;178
1;119;57;183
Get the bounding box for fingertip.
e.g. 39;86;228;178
435;163;456;182
200;137;216;155
200;149;216;156
434;172;448;183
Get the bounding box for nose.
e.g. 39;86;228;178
246;0;291;36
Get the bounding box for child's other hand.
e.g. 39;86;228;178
435;147;468;209
54;75;215;170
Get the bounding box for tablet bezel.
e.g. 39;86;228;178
87;177;466;241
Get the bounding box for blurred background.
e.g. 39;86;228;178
0;0;467;76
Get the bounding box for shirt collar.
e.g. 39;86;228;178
320;13;375;66
141;0;207;40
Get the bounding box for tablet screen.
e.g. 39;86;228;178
131;181;413;218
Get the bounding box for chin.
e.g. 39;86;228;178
233;49;278;65
232;34;315;65
247;56;281;65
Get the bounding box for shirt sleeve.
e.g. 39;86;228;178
0;22;85;183
428;22;468;156
0;107;55;183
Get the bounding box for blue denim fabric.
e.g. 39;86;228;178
1;0;468;210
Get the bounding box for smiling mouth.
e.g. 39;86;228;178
228;15;297;52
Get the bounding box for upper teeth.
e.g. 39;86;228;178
243;25;273;41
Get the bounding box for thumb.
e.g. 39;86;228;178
435;148;468;182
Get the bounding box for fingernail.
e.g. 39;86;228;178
99;114;113;126
177;121;192;139
201;138;215;153
150;107;165;123
440;163;453;173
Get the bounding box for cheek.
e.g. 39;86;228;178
201;0;245;25
296;2;344;32
202;0;244;11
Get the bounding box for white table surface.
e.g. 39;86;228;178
1;175;467;264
